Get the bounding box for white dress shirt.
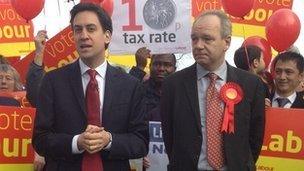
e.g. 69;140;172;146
72;59;107;154
272;91;297;108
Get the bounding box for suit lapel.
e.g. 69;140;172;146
183;64;202;133
69;60;86;115
226;63;240;83
102;63;118;126
291;92;304;108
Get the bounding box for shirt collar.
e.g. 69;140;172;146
196;62;227;81
273;91;297;104
79;59;107;79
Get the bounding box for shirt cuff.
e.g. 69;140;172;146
32;61;44;68
72;134;85;154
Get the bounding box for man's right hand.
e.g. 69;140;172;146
77;125;110;154
135;47;151;70
34;30;48;66
265;98;271;108
33;152;45;171
143;156;151;169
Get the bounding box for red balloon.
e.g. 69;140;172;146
81;0;113;17
221;0;254;18
81;0;102;4
266;9;301;52
242;36;272;68
100;0;113;17
11;0;45;21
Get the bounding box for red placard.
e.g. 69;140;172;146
13;26;78;83
192;0;293;26
261;107;304;159
0;106;36;163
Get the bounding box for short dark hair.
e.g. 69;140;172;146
70;3;113;49
272;51;304;73
234;45;262;71
151;54;176;66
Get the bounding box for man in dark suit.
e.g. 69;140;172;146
160;10;265;171
32;3;148;171
26;30;47;108
266;51;304;108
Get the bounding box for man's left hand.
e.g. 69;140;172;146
84;125;111;154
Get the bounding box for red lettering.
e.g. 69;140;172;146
122;0;142;31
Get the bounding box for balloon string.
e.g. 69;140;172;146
43;4;47;31
67;0;76;5
57;0;61;16
43;4;46;15
242;25;250;70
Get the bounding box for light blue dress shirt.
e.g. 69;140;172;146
196;62;227;171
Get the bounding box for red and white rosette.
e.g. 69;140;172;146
220;82;243;133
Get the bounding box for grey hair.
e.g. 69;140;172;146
0;64;23;91
193;10;232;39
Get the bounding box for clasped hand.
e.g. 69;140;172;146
77;125;111;154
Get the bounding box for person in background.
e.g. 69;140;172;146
286;45;304;93
161;10;265;170
234;45;270;98
0;57;23;106
32;3;148;171
26;30;47;107
234;45;265;75
129;47;176;169
296;80;304;92
129;47;176;118
259;70;275;96
266;51;304;108
0;63;23;92
0;55;44;171
129;47;151;81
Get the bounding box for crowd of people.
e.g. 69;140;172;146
0;2;303;171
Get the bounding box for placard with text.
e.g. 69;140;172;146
0;1;35;57
0;106;36;171
257;107;304;171
147;121;168;171
192;0;293;38
110;0;191;54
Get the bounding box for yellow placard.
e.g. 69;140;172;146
0;42;35;57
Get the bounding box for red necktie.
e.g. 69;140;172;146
82;69;104;171
206;73;224;170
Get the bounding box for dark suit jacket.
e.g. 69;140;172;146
292;91;304;108
270;91;304;109
32;60;149;171
160;63;265;171
26;62;45;107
